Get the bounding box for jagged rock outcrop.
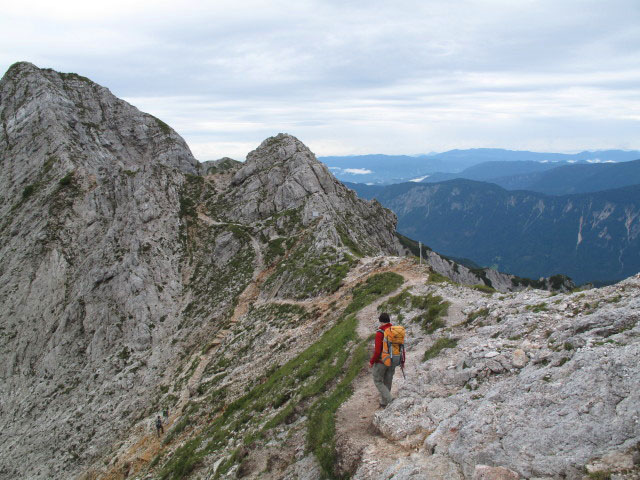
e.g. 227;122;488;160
223;134;403;298
229;134;399;252
0;62;204;479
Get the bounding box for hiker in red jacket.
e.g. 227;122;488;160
369;312;403;407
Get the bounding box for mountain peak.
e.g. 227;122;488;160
255;132;309;154
3;61;40;79
241;133;316;171
0;62;199;178
232;133;335;194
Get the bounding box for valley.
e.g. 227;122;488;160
348;180;640;285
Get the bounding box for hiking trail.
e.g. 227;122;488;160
335;261;464;477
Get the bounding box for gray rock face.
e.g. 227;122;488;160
223;133;403;299
229;133;403;255
373;274;640;479
0;62;205;479
472;465;520;480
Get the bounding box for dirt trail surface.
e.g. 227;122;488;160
335;262;432;476
96;256;421;479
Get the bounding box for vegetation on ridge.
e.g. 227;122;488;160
423;337;458;361
378;289;450;334
155;272;404;480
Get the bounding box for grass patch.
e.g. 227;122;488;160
472;284;496;294
526;302;549;313
22;184;36;199
413;294;450;334
377;288;412;316
423;337;458;361
466;308;489;324
336;224;364;257
306;340;367;478
163;415;192;445
265;237;287;264
159;437;202;479
428;271;451;284
378;290;449;334
345;272;404;315
605;294;622;303
587;471;611;480
59;171;74;186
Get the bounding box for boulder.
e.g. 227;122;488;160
472;464;520;480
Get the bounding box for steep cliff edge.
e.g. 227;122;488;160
0;62;202;479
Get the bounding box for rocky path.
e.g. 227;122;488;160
335;262;432;477
178;213;268;410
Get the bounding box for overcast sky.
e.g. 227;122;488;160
2;0;639;160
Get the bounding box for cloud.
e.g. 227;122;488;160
410;175;430;182
586;159;617;163
1;0;639;158
343;168;373;175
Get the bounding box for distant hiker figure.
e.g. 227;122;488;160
155;415;164;437
162;407;169;423
369;312;405;408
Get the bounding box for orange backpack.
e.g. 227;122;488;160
378;325;405;367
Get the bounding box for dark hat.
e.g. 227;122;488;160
378;312;390;323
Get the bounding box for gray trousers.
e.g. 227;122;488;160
372;362;396;406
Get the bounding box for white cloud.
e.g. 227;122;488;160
343;168;373;175
2;0;639;157
410;175;430;182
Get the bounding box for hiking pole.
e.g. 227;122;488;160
401;364;406;379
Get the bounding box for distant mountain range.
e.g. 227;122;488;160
490;159;640;195
419;158;640;195
347;179;640;285
320;149;640;185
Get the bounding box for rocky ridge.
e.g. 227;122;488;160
0;63;637;480
361;270;640;480
0;63;403;479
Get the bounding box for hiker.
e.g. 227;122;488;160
369;312;405;408
155;415;164;437
162;407;169;423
